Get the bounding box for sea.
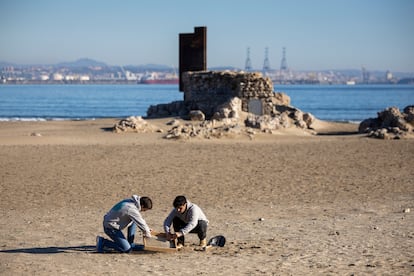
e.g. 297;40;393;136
0;84;413;123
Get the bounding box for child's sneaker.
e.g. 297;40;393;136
199;239;207;247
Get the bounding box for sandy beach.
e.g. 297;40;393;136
0;118;413;275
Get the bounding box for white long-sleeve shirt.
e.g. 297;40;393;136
163;201;208;235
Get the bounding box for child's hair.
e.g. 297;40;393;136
140;196;153;209
173;195;187;208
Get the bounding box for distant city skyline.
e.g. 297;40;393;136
1;0;413;72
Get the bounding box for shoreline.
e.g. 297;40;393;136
0;115;363;123
0;117;361;145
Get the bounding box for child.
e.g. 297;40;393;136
164;195;209;248
96;195;153;253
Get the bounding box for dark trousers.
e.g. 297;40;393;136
173;217;207;244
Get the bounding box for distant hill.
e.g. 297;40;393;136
125;64;176;71
0;61;16;68
55;58;108;68
1;59;413;78
209;66;241;71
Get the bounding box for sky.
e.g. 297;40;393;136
1;0;413;72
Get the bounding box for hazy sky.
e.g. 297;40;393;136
1;0;413;72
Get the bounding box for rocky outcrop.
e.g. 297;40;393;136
163;120;250;140
358;106;414;139
113;116;155;133
211;97;242;121
147;101;187;118
245;106;316;133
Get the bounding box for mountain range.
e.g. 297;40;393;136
1;58;413;78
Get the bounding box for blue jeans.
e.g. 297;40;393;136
102;223;139;253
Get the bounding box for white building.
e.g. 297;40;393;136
53;73;64;81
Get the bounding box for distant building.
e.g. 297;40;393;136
40;74;49;81
386;70;393;81
53;73;64;81
125;70;138;81
65;75;75;81
79;75;90;81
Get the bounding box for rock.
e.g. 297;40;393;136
189;110;205;121
244;104;314;133
245;114;279;131
163;119;247;140
403;105;414;124
359;118;380;133
212;97;242;121
302;112;316;128
166;119;180;126
359;105;414;139
272;92;291;106
113;116;153;133
295;119;308;129
147;100;188;118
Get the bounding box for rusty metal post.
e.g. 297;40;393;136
179;26;207;92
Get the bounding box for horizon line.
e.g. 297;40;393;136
1;58;413;74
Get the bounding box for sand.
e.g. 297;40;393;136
0;118;413;275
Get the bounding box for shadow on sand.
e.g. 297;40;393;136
100;127;114;132
0;245;158;255
316;131;360;136
0;245;96;254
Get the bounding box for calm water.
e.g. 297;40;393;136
0;84;413;122
279;85;414;122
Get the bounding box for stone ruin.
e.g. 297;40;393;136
358;105;414;139
181;70;277;118
147;70;293;119
141;70;315;139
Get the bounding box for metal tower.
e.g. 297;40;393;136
280;47;288;70
263;47;270;72
245;47;252;71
